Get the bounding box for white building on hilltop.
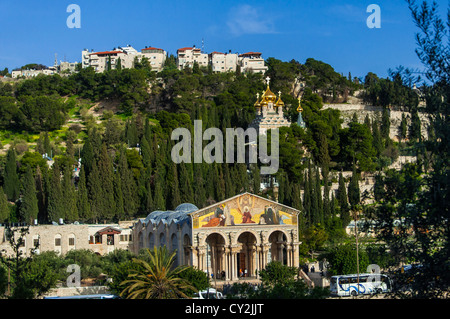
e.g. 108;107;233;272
82;45;166;73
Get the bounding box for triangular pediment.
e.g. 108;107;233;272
190;192;299;229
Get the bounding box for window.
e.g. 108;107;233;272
55;238;61;246
69;237;75;246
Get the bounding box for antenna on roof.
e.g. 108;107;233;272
202;38;204;53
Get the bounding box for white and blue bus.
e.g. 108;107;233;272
330;273;392;297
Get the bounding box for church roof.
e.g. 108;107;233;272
143;203;199;227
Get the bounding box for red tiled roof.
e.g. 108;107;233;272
142;47;164;51
90;50;123;56
239;52;262;57
210;51;225;55
177;47;193;52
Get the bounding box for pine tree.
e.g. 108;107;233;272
0;186;10;222
4;148;20;201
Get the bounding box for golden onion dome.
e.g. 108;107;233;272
297;97;303;112
275;91;284;107
262;85;277;103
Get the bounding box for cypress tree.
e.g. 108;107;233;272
97;144;116;221
76;167;90;221
252;165;261;195
4;148;20;202
87;161;101;223
0;186;9;222
166;161;181;210
62;165;78;222
34;165;47;223
153;170;166;211
315;167;323;225
347;166;360;209
381;107;391;140
323;169;331;226
193;163;206;208
47;161;64;223
372;119;383;156
118;149;138;218
80;137;95;177
179;163;194;203
338;171;350;227
140;136;152;168
113;172;125;220
144;178;154;212
303;169;311;225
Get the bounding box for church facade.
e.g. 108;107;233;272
132;193;301;281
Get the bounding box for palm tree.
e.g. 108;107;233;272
120;246;197;299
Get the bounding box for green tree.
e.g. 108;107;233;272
4;148;20;202
76;167;91;221
0;187;10;222
18;166;38;225
120;247;196;299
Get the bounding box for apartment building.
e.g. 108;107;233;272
11;68;56;78
177;46;209;69
177;47;267;74
82;45;166;72
209;51;238;72
238;52;268;74
140;46;167;72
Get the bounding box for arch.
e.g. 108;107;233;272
68;233;76;251
199;231;229;247
183;234;192;266
268;230;288;265
233;229;260;245
236;231;258;278
159;232;166;247
171;233;179;267
137;231;144;251
148;232;154;249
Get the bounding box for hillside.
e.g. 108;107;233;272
0;57;431;235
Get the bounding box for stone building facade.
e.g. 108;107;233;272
131;193;301;281
0;221;133;257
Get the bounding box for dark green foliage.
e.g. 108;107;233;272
4;148;19;201
18;166;38;224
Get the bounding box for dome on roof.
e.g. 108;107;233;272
175;203;199;212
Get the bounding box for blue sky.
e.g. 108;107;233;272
0;0;445;78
